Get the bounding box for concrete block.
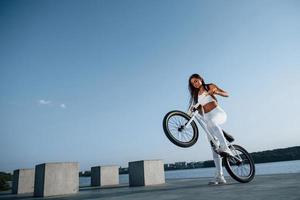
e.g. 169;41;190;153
129;159;165;186
34;162;79;197
91;165;119;186
12;168;35;194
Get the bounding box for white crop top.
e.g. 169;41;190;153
197;91;216;106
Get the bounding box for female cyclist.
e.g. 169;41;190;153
187;73;234;185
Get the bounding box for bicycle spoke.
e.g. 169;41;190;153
170;130;178;134
182;129;192;139
240;167;245;176
167;114;195;143
228;148;252;178
170;126;183;141
170;116;180;126
241;166;248;176
178;117;185;125
181;132;188;142
176;131;180;140
168;120;178;127
172;118;181;127
169;129;179;137
233;166;239;174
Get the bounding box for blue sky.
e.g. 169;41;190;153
1;0;300;172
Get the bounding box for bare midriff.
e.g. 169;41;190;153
203;101;218;113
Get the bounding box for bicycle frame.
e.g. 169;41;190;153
184;108;243;162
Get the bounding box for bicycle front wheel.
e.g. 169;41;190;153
162;110;199;148
224;144;255;183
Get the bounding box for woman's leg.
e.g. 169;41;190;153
205;106;229;184
206;120;228;149
208;142;226;184
210;145;223;176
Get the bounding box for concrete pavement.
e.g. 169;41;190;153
0;173;299;200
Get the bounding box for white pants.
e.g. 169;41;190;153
204;105;227;176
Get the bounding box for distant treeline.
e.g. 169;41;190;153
201;146;300;168
0;172;11;191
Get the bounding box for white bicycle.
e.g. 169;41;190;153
162;103;255;183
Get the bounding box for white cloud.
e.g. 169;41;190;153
38;99;51;105
37;99;67;109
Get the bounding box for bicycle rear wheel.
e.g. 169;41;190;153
162;110;199;148
224;144;255;183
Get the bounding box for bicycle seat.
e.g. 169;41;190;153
222;130;234;142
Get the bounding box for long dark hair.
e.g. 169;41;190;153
188;73;218;106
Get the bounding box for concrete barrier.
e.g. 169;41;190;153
34;162;79;197
129;159;165;186
12;168;35;194
91;165;119;186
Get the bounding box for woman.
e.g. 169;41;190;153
187;73;234;185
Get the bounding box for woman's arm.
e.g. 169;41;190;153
186;97;204;116
208;83;229;97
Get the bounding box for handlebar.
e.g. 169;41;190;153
187;102;204;116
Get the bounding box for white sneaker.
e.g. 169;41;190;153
208;174;227;185
218;146;235;157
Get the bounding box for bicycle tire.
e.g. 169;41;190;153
162;110;199;148
223;144;255;183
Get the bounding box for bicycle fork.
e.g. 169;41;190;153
227;144;243;163
183;113;197;128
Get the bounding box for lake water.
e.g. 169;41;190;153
80;160;300;187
